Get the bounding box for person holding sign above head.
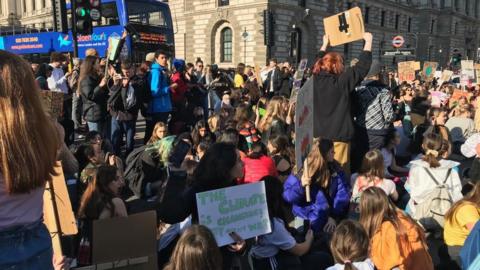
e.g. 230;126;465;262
0;50;62;269
312;32;373;175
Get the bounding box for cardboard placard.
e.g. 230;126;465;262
475;64;480;83
107;37;121;61
440;70;454;83
430;91;448;108
421;62;438;82
450;89;470;103
89;211;158;270
196;182;271;247
43;162;78;256
461;60;475;78
323;7;365;46
289;59;308;104
294;78;314;172
40;90;64;119
398;61;416;82
414;61;421;71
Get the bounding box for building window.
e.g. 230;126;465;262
381;11;386;27
455;0;460;11
218;0;229;6
32;0;36;12
343;43;349;61
395;14;400;30
430;19;435;34
454;22;458;35
290;28;302;64
466;0;470;15
23;0;27;12
299;0;306;8
364;6;370;24
41;0;45;8
408;17;412;32
221;27;232;62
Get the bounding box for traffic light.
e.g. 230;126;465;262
52;0;68;33
73;0;101;35
263;10;274;46
452;53;462;66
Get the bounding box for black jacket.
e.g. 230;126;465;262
80;75;109;122
279;71;293;98
108;75;146;117
313;51;372;142
264;67;282;95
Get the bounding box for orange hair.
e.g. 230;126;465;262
312;52;344;75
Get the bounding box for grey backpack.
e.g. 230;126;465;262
413;168;453;231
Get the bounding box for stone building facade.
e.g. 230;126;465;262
0;0;54;30
169;0;480;68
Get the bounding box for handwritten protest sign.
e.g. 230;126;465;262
398;61;416;82
289;59;308;104
196;182;271;246
439;70;453;84
107;36;121;61
462;60;475;78
421;62;438;82
294;78;314;172
430;91;448;108
475;64;480;83
40;91;64;119
324;7;364;46
451;89;470;103
414;61;421;71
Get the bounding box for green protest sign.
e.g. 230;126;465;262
196;182;271;246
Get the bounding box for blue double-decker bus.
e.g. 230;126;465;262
0;0;174;62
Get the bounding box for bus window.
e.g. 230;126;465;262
92;2;120;27
126;1;170;27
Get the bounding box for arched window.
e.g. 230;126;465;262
220;27;232;62
290;28;302;64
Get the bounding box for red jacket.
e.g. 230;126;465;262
239;155;278;184
170;72;188;104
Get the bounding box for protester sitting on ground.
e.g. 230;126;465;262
0;50;62;270
147;121;168;145
217;128;247;158
380;129;409;178
85;131;123;171
350;150;399;219
158;143;246;269
443;181;480;268
359;187;433;270
405;133;463;219
327;220;375;270
164;225;222;270
76;165;127;265
258;96;289;143
191;120;215;151
235;103;260;150
195;141;210;161
239;142;278;184
283;138;350;234
445;103;475;154
312;33;373;175
267;135;294;182
250;176;315;270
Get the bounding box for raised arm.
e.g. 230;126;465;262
338;32;373;92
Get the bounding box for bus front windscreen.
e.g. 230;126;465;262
126;0;172;28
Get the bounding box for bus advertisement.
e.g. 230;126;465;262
0;0;174;62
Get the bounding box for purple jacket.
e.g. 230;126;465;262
283;171;350;233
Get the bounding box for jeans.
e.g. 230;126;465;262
144;112;170;144
0;221;53;270
87;120;107;139
72;94;83;129
111;117;136;156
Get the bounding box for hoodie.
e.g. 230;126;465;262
147;62;172;113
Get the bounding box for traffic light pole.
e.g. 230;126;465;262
71;0;79;57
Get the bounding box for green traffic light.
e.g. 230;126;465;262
76;7;87;17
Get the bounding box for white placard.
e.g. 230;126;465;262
196;182;271;247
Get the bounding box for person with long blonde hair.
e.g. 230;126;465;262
359;187;433;270
443;181;480;267
0;50;61;269
258;96;288;143
164;225;222;270
283;138;350;234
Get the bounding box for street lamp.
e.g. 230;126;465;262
242;27;248;64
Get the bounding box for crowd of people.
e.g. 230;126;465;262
1;30;480;270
